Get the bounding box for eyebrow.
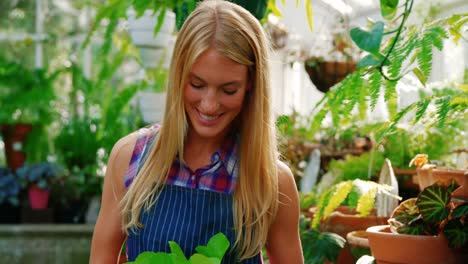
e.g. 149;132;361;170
189;72;241;87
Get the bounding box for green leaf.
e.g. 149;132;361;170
357;54;381;69
194;233;230;260
412;68;427;86
188;254;215;264
380;0;399;20
443;219;468;248
452;203;468;219
416;182;455;223
133;252;173;264
169;241;188;263
351;22;385;54
301;229;345;263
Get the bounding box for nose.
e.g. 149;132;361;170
200;89;219;113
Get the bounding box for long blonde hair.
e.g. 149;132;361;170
121;0;279;260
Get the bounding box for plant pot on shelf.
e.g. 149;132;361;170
308;206;389;264
127;8;176;69
414;168;467;199
366;225;466;264
137;91;167;124
304;60;357;93
346;230;371;263
1;123;33;171
28;185;50;209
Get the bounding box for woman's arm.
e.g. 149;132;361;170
266;161;304;264
89;133;137;264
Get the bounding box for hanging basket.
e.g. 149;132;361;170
304;60;357;93
126;8;176;69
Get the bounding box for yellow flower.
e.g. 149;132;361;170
409;154;429;168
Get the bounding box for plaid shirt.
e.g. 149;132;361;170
124;126;239;194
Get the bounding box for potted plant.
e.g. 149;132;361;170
308;0;467;147
366;179;468;263
304;16;360;93
0;167;21;223
0;56;61;170
301;178;400;263
16;162;63;210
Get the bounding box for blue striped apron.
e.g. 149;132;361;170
125;134;262;263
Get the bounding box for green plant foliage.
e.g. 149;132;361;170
300;216;346;264
328;152;385;183
380;0;399;20
389;179;468;248
125;232;230;264
350;21;384;55
309;0;467;142
416;181;455;223
311;179;398;229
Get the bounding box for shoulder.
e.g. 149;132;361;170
107;132;139;173
108;125;160;178
276;160;295;191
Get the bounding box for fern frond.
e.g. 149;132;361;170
414;99;431;124
425;26;449;51
342;72;363;118
356;188;377;217
369;70;382;110
311;190;332;229
357;77;368;120
436;96;452;127
416;35;433;78
322;181;353;220
447;14;468;43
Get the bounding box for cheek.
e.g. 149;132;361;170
183;86;198;104
224;93;247;111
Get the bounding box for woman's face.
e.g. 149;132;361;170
184;48;249;141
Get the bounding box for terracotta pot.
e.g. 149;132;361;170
1;123;33;171
310;206;389;239
346;230;371;262
367;225;466;264
415;168;467;199
28;185;50;209
304;60;357;93
309;206;388;264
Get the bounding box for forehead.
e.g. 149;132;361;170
190;48;248;83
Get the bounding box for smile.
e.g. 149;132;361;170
199;112;221;121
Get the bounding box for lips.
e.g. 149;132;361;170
200;113;219;121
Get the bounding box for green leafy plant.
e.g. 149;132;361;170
311;179;400;230
0;167;21;206
300;179;400;264
0;56;61;124
16;162;63;190
309;0;467;142
125;232;230;264
300;215;346;264
85;0;313;55
388;179;468;249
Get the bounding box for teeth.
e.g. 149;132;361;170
200;113;219;121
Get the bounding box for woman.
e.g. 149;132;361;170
90;1;303;263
